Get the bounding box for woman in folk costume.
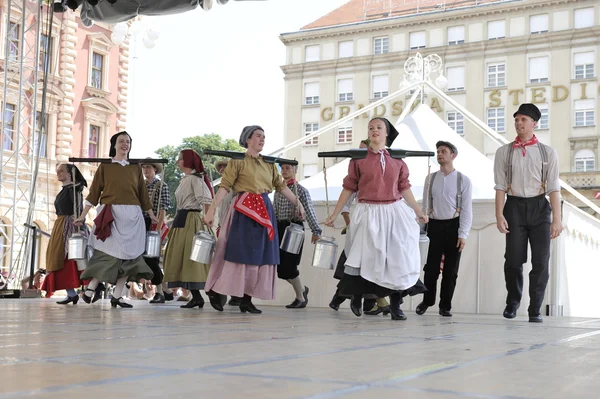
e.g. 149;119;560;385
325;117;428;321
204;125;304;314
75;131;158;308
42;164;88;304
163;149;215;309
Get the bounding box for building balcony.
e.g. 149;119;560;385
561;171;600;190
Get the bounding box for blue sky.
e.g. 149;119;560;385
127;0;348;158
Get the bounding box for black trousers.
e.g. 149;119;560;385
422;218;461;311
144;216;164;286
503;194;551;315
277;220;304;280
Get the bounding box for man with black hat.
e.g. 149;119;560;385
493;103;562;323
416;140;472;317
140;158;173;303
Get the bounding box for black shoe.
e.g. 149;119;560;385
390;307;407;321
56;295;79;305
329;294;345;311
111;297;133;308
439;309;452;317
228;297;242;306
92;284;105;303
149;293;165;304
240;301;262;314
415;302;429;315
82;288;94;304
350;296;362;317
364;305;390;316
529;314;543;323
286;299;305;309
208;292;224;312
164;291;174;301
180;298;204;309
503;305;517;319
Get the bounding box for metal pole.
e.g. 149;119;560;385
28;226;36;289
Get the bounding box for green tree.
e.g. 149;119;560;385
155;133;244;217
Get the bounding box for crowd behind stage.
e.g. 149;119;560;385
34;103;562;322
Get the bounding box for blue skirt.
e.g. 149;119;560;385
225;193;280;266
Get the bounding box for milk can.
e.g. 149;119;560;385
419;232;430;266
311;236;338;270
279;223;304;254
145;231;161;258
68;233;87;260
190;231;216;264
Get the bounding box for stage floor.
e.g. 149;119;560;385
1;298;599;399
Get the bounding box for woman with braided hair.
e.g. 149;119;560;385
42;163;88;304
163;149;215;309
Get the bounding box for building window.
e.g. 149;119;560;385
91;52;104;89
88;124;100;158
304;82;319;105
529;56;549;83
447;26;465;45
373;37;389;55
303;164;318;179
530;14;549;34
574;149;595;172
337;124;353;144
447;111;464;135
2;104;17;151
574;8;595;29
487;107;505;132
574;100;595;127
337;78;354;102
34;112;48;158
372;75;389;99
409;31;426;49
574;52;594;79
446;66;465;91
305;45;320;62
39;34;53;73
488;20;505;40
338;41;353;58
487;63;506;87
304;123;319;146
8;22;20;61
537;107;549;130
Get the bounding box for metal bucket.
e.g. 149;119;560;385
280;223;304;254
145;231;161;258
311;236;338;270
68;233;87;260
190;231;216;264
419;232;430;266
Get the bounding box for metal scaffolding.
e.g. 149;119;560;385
1;0;46;287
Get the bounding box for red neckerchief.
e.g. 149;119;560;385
234;193;274;240
513;135;539;157
286;178;296;186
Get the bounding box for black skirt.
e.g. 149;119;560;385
337;274;427;300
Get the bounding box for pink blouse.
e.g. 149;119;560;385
342;149;411;204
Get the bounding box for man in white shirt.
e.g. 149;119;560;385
493;103;562;323
416;141;472;317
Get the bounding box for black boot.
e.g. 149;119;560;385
350;296;362;317
329;290;346;311
56;295;79;305
240;294;262;314
181;290;205;309
207;291;224;312
389;293;407;321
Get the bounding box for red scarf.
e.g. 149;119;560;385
234;193;274;240
513;135;538;157
286;178;296;186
